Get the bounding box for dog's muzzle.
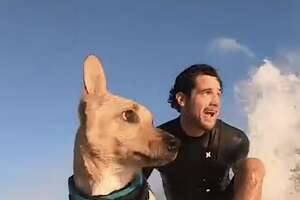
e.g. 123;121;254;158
166;137;180;153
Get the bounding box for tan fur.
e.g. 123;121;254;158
72;55;179;197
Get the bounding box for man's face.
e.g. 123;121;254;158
181;75;222;131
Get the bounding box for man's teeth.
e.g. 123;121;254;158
205;111;215;117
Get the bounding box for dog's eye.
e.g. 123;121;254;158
122;110;139;123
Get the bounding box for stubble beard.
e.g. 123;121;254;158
193;113;217;132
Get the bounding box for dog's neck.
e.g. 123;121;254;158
73;147;139;196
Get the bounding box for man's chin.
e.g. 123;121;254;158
200;120;217;131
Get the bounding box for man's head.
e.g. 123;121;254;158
168;64;223;131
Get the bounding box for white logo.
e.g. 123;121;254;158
206;151;212;158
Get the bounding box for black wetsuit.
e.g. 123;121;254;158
143;117;249;200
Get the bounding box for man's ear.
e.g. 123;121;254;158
175;92;186;108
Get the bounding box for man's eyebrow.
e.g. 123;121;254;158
200;88;213;91
197;88;223;93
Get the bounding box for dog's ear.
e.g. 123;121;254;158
83;55;107;95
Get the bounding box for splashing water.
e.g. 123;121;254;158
236;60;300;200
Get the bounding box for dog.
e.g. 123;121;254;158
68;55;180;200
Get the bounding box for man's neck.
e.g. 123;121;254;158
179;115;206;138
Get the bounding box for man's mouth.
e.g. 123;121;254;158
203;109;217;118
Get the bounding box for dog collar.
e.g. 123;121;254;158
69;172;147;200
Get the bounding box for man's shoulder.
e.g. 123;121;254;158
157;117;178;128
157;117;181;137
217;119;249;146
217;120;250;164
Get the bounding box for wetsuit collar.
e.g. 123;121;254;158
69;172;145;200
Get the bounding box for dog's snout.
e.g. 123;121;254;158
166;137;180;153
157;128;180;153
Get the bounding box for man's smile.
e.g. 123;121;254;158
203;108;218;119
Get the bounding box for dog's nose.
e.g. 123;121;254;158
167;137;181;153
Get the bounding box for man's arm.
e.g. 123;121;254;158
232;158;265;200
231;133;265;200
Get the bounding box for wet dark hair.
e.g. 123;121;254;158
168;64;223;112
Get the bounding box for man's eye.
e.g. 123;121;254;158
202;90;212;95
122;110;139;123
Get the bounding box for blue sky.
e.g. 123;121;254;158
0;0;299;199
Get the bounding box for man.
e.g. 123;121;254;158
143;64;265;200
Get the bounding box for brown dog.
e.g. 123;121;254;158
68;55;180;200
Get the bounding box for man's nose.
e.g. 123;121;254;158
210;94;220;106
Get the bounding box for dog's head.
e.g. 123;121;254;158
75;55;179;169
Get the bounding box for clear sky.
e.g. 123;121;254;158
0;0;299;199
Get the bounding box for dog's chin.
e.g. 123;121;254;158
132;151;178;167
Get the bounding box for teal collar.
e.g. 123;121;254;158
69;172;145;200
